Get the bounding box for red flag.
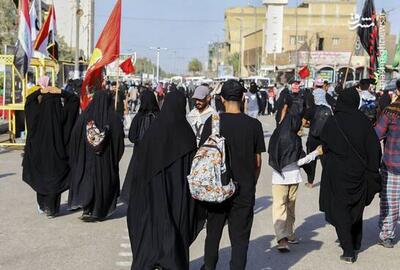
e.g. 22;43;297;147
81;0;121;110
299;65;310;79
119;57;135;74
34;5;58;61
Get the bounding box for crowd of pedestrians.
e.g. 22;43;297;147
20;75;400;269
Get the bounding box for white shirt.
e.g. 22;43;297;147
272;150;319;185
187;106;216;146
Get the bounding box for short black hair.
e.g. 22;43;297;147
111;81;117;86
359;79;371;90
396;79;400;90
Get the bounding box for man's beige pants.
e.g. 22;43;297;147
272;184;299;242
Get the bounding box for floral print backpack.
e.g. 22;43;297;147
187;114;236;203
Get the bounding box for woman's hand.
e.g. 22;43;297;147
40;87;49;94
316;145;324;156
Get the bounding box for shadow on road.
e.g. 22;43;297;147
0;173;16;179
254;196;272;215
190;213;325;269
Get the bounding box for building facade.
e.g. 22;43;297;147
218;0;398;83
43;0;95;59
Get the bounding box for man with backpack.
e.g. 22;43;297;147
198;79;266;270
303;79;332;188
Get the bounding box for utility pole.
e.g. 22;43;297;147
295;0;299;79
236;17;243;78
150;47;167;83
38;0;42;27
74;0;83;79
89;0;95;54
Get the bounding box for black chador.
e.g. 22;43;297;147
120;90;159;203
127;91;205;270
23;89;79;217
68;90;124;221
319;88;381;259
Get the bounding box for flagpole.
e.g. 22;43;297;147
115;57;120;111
342;32;358;88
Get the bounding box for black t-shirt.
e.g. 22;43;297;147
200;113;266;196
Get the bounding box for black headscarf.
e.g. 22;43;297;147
268;113;303;173
249;82;258;94
133;91;196;184
85;90;113;128
128;90;159;144
335;87;360;113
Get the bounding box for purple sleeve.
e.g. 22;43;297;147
374;113;390;140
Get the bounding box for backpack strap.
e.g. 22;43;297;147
211;114;220;135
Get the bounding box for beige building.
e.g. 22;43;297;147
219;0;398;82
224;6;266;60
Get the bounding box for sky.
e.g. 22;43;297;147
95;0;400;74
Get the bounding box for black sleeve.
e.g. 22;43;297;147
61;91;80;145
112;115;125;162
304;104;316;121
254;121;266;153
199;116;212;146
25;90;41;131
326;93;336;108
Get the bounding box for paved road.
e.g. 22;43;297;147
0;116;398;270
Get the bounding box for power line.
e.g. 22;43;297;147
97;14;223;24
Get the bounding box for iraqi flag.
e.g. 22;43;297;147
34;4;58;61
81;0;121;110
357;0;379;79
119;57;135;75
30;0;40;45
14;0;33;77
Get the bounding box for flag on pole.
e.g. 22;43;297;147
14;0;32;77
30;0;39;45
81;0;121;110
298;65;310;79
357;0;379;79
119;57;135;75
34;4;58;61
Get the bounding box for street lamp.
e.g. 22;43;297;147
149;47;167;83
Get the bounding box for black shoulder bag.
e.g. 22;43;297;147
333;116;382;206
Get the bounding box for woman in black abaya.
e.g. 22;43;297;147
68;90;124;221
127;91;205;270
23;86;79;218
319;88;381;263
120;90;160;203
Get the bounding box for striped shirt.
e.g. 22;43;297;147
375;113;400;175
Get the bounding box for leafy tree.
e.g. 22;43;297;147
58;36;76;62
227;53;240;77
188;58;203;74
0;0;17;53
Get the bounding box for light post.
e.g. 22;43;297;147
150;47;167;83
74;0;84;79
